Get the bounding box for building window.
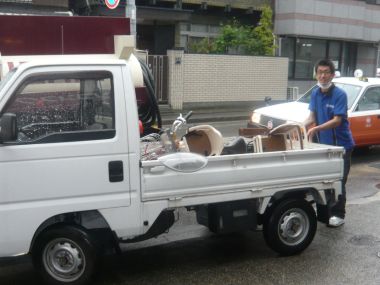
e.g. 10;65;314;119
280;38;295;78
190;23;208;33
328;41;342;72
295;38;327;79
281;37;348;80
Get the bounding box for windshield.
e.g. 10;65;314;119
297;83;362;109
0;68;17;91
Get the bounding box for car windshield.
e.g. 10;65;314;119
0;68;17;91
297;83;362;109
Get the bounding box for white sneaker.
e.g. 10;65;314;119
328;216;345;227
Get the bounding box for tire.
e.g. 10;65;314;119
353;146;370;155
263;198;317;256
32;225;99;285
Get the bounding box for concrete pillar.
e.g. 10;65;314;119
167;50;184;110
126;0;136;36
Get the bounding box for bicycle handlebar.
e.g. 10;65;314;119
183;111;193;121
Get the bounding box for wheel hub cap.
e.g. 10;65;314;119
279;209;309;246
43;239;85;282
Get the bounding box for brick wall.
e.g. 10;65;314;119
167;50;288;109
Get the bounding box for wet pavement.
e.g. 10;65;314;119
2;200;380;285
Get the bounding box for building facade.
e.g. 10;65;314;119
2;0;380;96
275;0;380;92
65;0;269;54
135;0;269;54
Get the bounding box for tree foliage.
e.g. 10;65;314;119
188;38;216;54
253;5;276;56
189;5;276;56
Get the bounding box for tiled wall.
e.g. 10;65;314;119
168;50;288;109
275;0;380;42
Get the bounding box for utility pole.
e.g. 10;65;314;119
126;0;136;36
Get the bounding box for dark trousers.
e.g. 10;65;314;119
331;149;352;218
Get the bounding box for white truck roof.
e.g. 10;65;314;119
1;54;123;75
0;35;144;86
1;53;144;88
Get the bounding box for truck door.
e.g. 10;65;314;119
0;66;131;212
350;86;380;146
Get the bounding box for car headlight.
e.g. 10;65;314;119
251;112;261;124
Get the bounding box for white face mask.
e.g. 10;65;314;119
317;81;332;89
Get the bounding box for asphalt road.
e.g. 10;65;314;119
1;120;380;285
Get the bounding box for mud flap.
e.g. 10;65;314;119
317;190;336;224
316;204;331;224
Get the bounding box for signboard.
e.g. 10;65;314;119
105;0;120;9
0;15;130;56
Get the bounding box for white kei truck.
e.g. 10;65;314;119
0;36;344;285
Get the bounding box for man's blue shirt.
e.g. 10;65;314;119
309;85;355;150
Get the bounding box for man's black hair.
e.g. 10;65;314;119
315;59;335;74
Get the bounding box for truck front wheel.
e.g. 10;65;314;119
263;198;317;256
32;225;99;285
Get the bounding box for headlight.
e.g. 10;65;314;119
251;112;261;124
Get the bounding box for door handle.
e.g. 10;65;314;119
150;166;166;173
109;161;124;182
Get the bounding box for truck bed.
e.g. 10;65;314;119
141;144;344;205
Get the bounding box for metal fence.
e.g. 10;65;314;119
148;55;168;104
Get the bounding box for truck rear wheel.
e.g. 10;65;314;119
263;198;317;256
32;225;99;285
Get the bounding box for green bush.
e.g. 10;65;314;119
190;5;276;56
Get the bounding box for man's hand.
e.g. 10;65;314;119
307;126;320;142
307;116;342;142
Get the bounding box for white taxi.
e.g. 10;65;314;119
249;73;380;148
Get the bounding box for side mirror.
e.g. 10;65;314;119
0;113;18;143
158;152;208;173
264;96;272;106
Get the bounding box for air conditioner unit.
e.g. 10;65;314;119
287;87;299;101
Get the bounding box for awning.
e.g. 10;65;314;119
137;6;193;24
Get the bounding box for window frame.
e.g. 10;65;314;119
282;37;345;80
354;86;380;112
1;70;116;145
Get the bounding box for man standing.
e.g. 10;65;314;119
305;59;355;227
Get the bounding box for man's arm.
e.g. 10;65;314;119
307;115;342;141
304;111;316;128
